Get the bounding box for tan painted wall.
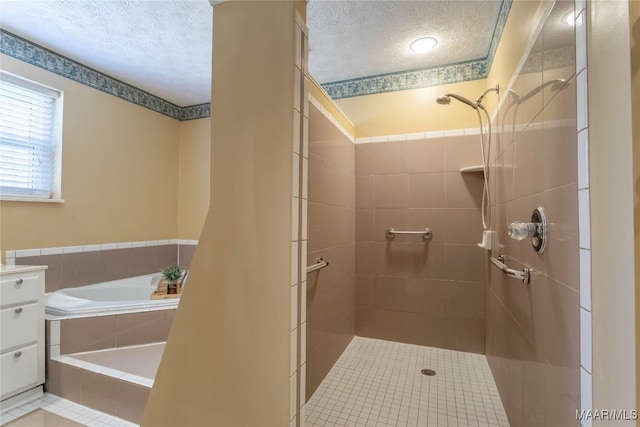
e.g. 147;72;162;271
320;1;548;138
335;79;488;137
587;0;637;419
631;0;640;418
178;118;210;240
143;1;298;425
0;54;180;251
483;0;548;116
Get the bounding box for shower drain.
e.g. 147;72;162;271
421;369;436;376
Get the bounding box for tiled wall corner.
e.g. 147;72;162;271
306;89;356;400
291;9;308;427
574;0;593;420
486;1;585;425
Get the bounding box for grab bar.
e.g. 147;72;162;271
490;254;531;284
306;258;329;274
386;228;432;240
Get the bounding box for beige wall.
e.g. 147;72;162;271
483;0;548;116
143;1;299;425
0;54;180;252
587;0;637;419
178;118;210;240
631;0;640;418
335;79;488;137
322;0;549;138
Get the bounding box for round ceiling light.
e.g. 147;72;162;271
410;37;438;54
562;11;575;26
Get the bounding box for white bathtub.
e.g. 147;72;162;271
45;273;181;316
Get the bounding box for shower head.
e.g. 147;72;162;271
436;93;478;109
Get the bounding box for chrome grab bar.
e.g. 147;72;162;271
386;228;432;240
490;254;531;284
306;258;329;274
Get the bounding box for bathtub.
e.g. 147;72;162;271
45;273;182;316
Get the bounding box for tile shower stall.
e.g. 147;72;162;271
305;1;581;425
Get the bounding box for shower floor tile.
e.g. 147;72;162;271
305;337;508;427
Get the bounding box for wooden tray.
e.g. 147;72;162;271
150;279;182;300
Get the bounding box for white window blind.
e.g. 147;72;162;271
0;73;60;199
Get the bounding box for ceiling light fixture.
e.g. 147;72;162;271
562;11;575;26
410;37;438;54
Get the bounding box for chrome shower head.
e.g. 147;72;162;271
436;93;477;109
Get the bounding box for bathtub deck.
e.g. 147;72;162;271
69;342;164;381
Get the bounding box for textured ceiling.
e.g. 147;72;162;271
0;0;213;107
307;0;502;84
0;1;503;106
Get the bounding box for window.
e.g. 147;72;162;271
0;72;62;201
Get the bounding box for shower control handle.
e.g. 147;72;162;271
507;221;538;240
507;207;548;253
15;278;23;285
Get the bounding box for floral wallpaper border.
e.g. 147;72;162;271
1;29;209;121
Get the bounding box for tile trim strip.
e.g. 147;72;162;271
6;239;198;260
0;29;209;121
321;0;513;99
354;127;481;144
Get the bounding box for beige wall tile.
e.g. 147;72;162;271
408;173;446;208
114;381;150;424
445;172;483;208
375;174;409;208
408;138;445;173
60;316;116;354
372;141;407;175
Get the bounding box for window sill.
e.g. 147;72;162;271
0;197;65;204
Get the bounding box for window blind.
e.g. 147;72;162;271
0;75;58;199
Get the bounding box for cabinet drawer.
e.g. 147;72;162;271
0;344;38;400
0;273;42;308
0;303;38;352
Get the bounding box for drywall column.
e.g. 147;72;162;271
587;0;637;422
142;1;307;425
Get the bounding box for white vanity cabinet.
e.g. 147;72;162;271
0;265;46;405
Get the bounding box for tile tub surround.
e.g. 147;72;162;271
45;343;164;423
486;1;581;426
306;101;356;400
354;133;487;353
46;309;174;357
6;240;198;293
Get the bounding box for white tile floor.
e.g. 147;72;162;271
305;337;509;427
0;393;135;427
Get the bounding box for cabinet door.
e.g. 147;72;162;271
0;344;38;400
0;303;38;352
